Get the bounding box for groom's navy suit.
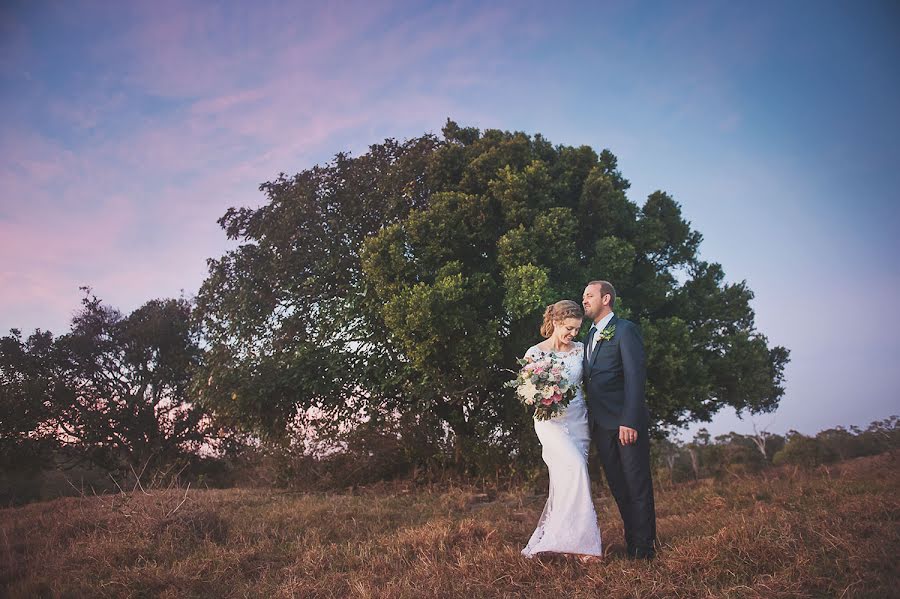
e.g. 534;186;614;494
583;314;657;558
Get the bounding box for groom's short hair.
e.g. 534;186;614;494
588;280;616;307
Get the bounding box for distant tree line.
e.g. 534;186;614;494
651;417;900;485
0;282;894;504
0;289;247;504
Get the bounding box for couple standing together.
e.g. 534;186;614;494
521;280;657;561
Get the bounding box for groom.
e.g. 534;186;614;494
582;280;657;559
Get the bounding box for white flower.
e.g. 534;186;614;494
518;379;538;401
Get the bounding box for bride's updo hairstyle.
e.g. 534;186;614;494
540;300;584;338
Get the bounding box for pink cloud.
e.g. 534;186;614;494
0;2;541;335
100;1;393;99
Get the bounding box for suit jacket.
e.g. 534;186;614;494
582;315;649;431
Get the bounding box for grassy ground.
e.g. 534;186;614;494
2;452;897;598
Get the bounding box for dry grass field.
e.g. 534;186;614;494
2;451;897;598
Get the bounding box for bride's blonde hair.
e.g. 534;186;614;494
540;300;584;338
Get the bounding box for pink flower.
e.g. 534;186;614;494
541;397;553;406
550;392;562;403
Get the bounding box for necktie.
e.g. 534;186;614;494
586;325;597;356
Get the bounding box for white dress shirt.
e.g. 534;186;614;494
589;311;615;355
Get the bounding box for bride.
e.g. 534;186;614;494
521;300;602;560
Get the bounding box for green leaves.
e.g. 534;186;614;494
578;167;637;242
491;161;553;228
404;192;498;268
502;264;552;319
590;236;636;287
637;191;702;269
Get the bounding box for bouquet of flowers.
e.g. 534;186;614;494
504;353;578;420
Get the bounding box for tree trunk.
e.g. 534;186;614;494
434;400;474;468
688;447;700;480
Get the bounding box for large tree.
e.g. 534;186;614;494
195;121;788;465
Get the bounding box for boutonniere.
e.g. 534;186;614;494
597;325;616;342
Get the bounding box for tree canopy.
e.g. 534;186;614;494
195;121;789;466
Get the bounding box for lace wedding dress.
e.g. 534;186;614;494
521;342;603;558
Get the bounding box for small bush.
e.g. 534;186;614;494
773;433;838;468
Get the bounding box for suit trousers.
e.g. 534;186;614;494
591;423;657;555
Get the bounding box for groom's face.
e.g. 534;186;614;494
582;284;608;320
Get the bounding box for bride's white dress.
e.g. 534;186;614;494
521;342;602;557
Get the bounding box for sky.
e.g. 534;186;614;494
1;0;898;439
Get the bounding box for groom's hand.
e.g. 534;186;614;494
619;426;638;445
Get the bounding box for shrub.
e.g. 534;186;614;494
773;432;838;468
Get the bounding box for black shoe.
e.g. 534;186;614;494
629;547;656;560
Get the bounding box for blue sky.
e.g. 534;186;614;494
1;1;898;438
